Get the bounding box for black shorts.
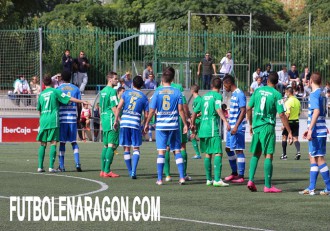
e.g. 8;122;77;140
282;120;299;137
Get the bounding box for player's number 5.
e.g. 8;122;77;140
162;95;170;110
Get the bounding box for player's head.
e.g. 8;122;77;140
222;74;235;92
117;86;125;98
190;84;199;94
267;71;279;86
61;70;71;83
310;72;322;86
42;74;52;86
162;67;175;83
286;85;293;96
133;75;144;89
107;71;118;86
211;77;222;90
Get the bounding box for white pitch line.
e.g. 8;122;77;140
0;171;274;230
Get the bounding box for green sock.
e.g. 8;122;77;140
49;145;57;169
204;157;212;181
164;150;170;177
101;147;107;172
38;145;46;169
264;158;273;188
191;138;200;156
249;155;260;182
214;155;222;182
181;149;187;176
104;147;114;173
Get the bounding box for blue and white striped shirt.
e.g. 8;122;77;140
229;88;246;132
308;88;327;137
150;86;182;130
120;89;149;129
57;83;81;124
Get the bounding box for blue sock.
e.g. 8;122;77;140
132;150;140;176
59;143;65;169
319;163;330;191
175;153;185;179
123;151;132;175
157;155;165;181
237;153;245;177
308;163;319;190
148;130;152;139
72;142;80;166
226;150;237;174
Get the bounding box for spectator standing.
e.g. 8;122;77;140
142;63;153;81
51;73;63;88
62;49;73;73
288;64;300;83
219;51;234;78
262;64;271;86
30;76;41;95
122;72;133;89
144;73;157;89
301;67;311;84
75;51;90;95
197;52;217;90
277;66;289;94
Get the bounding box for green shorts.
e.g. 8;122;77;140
180;118;187;144
103;130;119;146
250;125;275;155
36;128;59;143
200;136;222;154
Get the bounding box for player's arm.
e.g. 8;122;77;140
231;106;246;135
114;98;124;129
143;108;155;134
305;108;320;140
279;112;293;143
69;97;89;105
178;104;188;134
216;108;230;131
142;110;149;128
246;105;253;135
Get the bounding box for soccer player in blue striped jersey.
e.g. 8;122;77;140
57;71;83;172
300;72;330;196
144;68;188;185
114;76;149;179
222;75;247;183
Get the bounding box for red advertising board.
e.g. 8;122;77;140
0;118;39;142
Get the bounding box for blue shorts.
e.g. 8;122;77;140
59;123;77;143
119;127;142;147
225;130;245;151
309;137;326;157
156;129;181;152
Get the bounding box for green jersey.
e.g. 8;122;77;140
194;91;222;138
100;86;118;132
248;86;285;132
37;88;71;130
193;95;202;124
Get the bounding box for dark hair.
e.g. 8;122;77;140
65;49;70;52
42;74;52;86
147;63;152;67
133;75;144;89
117;87;125;93
191;84;199;93
266;63;271;68
223;74;235;84
268;71;279;85
61;70;71;83
107;71;117;79
291;64;296;67
221;104;227;110
162;67;175;83
311;72;322;85
327;89;330;94
286;87;293;95
212;77;222;89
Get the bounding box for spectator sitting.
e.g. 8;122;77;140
122;72;133;89
252;67;263;82
300;67;311;84
250;76;263;95
288;64;300;83
323;81;330;95
277;66;289;95
262;64;271;86
30;76;41;95
291;80;299;97
144;73;157;89
51;73;63;88
13;75;31;106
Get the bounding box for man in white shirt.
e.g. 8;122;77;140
250;76;263;95
13;75;31;106
219;51;234;78
252;67;263;82
277;66;289;95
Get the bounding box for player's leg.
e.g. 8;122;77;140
191;123;201;159
164;137;171;181
99;131;108;177
104;129;120;177
131;128;143;179
169;129;185;184
36;129;47;172
68;123;81;171
281;129;288;160
224;131;238;181
179;118;190;180
200;138;212;185
120;127;132;176
293;122;301;160
148;124;153;141
48;128;59;173
155;130;167;185
59;142;66;171
314;138;330;195
211;136;228;187
247;131;262;192
231;132;246;183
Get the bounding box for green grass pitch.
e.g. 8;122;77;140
0;141;329;231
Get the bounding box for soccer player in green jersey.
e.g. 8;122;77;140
99;72;120;178
36;75;88;173
247;72;293;193
190;84;202;159
191;77;230;187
